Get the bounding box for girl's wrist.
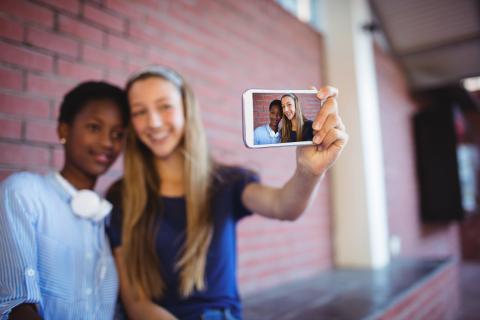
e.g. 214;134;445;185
295;164;325;181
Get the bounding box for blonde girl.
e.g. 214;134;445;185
107;66;348;320
280;93;314;142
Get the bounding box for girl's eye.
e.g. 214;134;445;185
132;109;146;117
112;130;125;140
87;123;101;132
158;104;172;111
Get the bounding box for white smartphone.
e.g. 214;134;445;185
242;89;321;148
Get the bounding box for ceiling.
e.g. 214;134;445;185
369;0;480;91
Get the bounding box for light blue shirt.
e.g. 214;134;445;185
0;172;118;320
254;124;281;145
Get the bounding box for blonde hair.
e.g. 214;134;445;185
280;93;307;142
122;66;214;299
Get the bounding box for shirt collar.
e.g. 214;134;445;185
266;124;280;137
46;171;73;202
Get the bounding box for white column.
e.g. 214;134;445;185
323;0;389;268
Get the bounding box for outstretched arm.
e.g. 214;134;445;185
242;86;348;221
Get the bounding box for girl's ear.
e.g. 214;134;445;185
57;122;69;144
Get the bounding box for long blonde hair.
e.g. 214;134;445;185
122;66;214;299
280;93;307;142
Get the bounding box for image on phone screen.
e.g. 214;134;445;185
243;89;321;148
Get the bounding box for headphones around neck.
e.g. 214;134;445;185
54;172;112;222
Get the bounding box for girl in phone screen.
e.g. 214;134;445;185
106;66;348;320
0;82;129;319
253;99;283;145
280;93;314;143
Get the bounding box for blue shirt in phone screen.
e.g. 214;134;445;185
254;124;281;145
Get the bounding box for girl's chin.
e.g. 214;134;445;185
84;165;110;178
151;148;174;159
150;143;182;160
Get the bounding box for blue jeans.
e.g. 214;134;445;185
201;309;239;320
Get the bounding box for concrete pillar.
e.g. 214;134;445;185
323;0;390;268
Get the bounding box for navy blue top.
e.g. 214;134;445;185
106;166;259;320
288;119;314;142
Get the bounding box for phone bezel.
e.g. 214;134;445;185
242;89;318;148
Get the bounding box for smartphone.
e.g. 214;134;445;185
242;89;321;148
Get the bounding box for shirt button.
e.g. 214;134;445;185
85;288;92;295
85;252;93;259
25;268;35;277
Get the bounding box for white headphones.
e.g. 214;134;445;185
54;172;112;222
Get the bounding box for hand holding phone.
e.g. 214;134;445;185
243;89;322;148
243;87;348;176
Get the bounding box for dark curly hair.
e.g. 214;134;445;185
58;81;129;126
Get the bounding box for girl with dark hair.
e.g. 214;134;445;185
253;99;283;145
107;66;348;320
280;93;314;142
0;81;129;320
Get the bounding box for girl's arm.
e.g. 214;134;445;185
242;86;348;221
0;176;42;319
242;163;323;221
113;248;178;320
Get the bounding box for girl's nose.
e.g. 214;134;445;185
148;111;163;128
100;131;113;148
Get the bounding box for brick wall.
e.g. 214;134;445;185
252;92;321;129
379;261;459;320
374;44;461;258
0;0;328;295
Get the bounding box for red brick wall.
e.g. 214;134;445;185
0;0;329;295
252;92;321;129
461;214;480;260
374;44;461;258
379;262;459;320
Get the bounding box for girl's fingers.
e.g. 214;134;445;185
316;86;338;100
313;97;337;131
313;114;340;145
322;128;349;150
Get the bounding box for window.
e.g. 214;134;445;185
276;0;323;32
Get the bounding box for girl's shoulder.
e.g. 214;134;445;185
1;171;46;193
0;172;50;220
213;164;256;179
211;164;259;189
105;178;123;206
303;119;314;137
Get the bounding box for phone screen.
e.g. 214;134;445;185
243;89;321;148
